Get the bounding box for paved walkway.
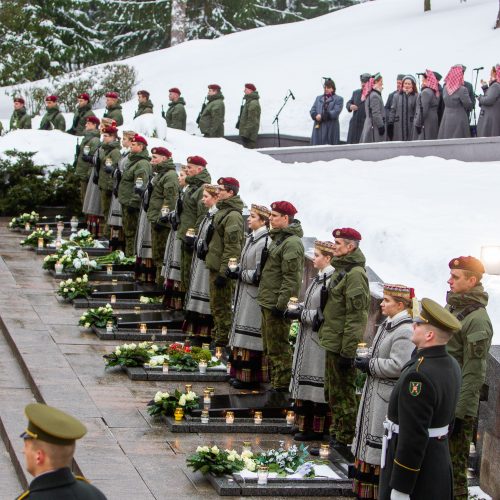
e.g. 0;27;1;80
0;222;350;500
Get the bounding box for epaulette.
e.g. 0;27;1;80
75;475;90;483
17;490;30;500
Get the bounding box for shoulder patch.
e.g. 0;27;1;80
409;381;422;397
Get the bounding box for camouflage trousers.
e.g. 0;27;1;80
208;271;233;346
151;226;169;285
180;242;193;293
260;308;292;390
324;351;357;445
121;206;139;257
241;137;256;149
100;189;112;238
449;415;475;499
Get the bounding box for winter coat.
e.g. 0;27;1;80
257;221;305;311
289;265;334;404
384;90;397;123
351;311;414;465
146;159;179;224
446;285;493;419
388;91;417;141
75;130;101;181
98;140;122;191
229;226;270;352
166;97;187;130
238;91;261;142
68;104;95;135
360;90;386;143
198;93;225;137
177;168;212;239
134;99;154;118
309;93;343;145
413;87;439;140
9;107;31;130
346;88;366;144
318;248;370;357
378;345;461;500
437;86;472;139
477;82;500;137
103;104;124;126
205;195;245;276
117;149;152;208
39;107;66;131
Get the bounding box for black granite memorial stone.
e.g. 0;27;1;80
123;366;230;382
91;282;164;299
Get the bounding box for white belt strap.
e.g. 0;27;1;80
381;419;449;469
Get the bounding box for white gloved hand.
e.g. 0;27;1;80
390;489;410;500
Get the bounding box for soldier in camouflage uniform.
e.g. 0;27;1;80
39;95;66;131
205;177;244;347
318;227;369;457
117;134;152;256
134;90;154;118
10;97;31;130
236;83;261;149
445;256;493;500
164;87;186;130
197;84;225;138
103;92;124;126
146;147;179;284
67;92;95;135
257;201;305;391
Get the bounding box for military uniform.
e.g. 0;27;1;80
146;156;179;284
379;298;462;500
10;106;32;130
75;129;101;205
237;90;261;149
98;140;121;237
319;245;369;446
39;107;65;131
205;190;244;346
134;99;154;118
166;97;187;130
68;104;95;136
257;215;304;390
198;93;225;138
103;104;123;126
446;279;493;499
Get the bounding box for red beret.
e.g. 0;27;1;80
449;256;485;274
102;126;118;135
105;92;119;99
137;90;150;98
131;134;148;145
45;95;58;102
169;87;181;95
332;227;362;241
187;155;207;167
245;83;256;91
217;177;240;194
271;201;297;217
14;97;25;104
208;84;221;91
151;146;172;158
86;116;100;126
78;93;90;101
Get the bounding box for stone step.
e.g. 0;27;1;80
0;431;24;499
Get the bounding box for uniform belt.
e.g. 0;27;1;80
380;418;449;469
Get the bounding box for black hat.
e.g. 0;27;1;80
360;73;371;83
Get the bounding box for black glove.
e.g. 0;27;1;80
158;214;169;224
134;186;145;195
386;124;393;139
338;355;354;370
82;154;93;163
214;275;227;288
271;306;285;318
126;206;138;215
378;125;386;136
354;356;371;374
284;307;302;320
225;267;240;280
104;165;113;174
451;417;463;437
184;236;195;250
92;171;99;184
415;126;422;135
154;223;165;232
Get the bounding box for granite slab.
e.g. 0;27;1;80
92;326;186;342
73;298;163;309
123;366;230;382
36;246;110;256
49;270;135;281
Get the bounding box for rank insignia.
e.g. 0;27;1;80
409;381;422;396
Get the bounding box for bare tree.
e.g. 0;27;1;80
170;0;187;46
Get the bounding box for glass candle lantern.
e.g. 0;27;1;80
54;261;64;275
185;228;195;238
55;239;62;249
184;384;192;394
207;387;215;397
106;264;113;276
184;339;191;348
173;407;184;421
83;145;90;155
110;294;116;304
201;410;209;424
287;297;299;311
44;224;50;232
37;237;44;249
356;343;370;358
161;205;169;217
199;360;207;374
25;222;30;231
162;361;169;373
286;410;295;426
257;466;269;485
105;158;113;167
215;346;223;360
254;411;263;425
134;306;141;313
112;279;118;286
225;411;234;424
135;177;144;189
319;443;330;459
202;343;210;350
203;389;211;405
70;216;79;231
242;441;252;453
228;257;238;272
106;321;114;333
226;362;231;375
139;323;147;334
161;326;168;336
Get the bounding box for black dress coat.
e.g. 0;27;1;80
346;88;366;144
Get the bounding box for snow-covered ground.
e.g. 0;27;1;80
0;0;499;349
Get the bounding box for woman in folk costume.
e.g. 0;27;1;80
388;75;418;141
477;64;500;137
227;204;271;389
182;184;219;345
438;65;473;139
108;131;136;249
351;284;416;500
162;167;187;310
360;73;386;143
414;70;440;140
287;240;335;441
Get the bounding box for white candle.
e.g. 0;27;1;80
162;362;169;373
319;443;330;459
106;321;114;333
161;326;168;336
201;410;209;424
257;466;269;485
110;294;116;304
225;411;234;424
254;411;263;425
54;261;64;275
106;264;113;276
139;323;147;334
286;411;295;426
199;361;207;374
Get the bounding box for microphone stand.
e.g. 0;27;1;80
272;91;293;147
471;68;481;137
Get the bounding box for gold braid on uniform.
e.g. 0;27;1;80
416;357;424;372
394;459;420;472
75;475;90;483
17;491;30;500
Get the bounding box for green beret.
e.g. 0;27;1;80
414;298;461;333
21;403;87;445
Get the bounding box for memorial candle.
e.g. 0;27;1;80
199;360;207;374
106;321;114;333
257;466;269;485
184;384;192;394
161;326;168;336
54;261;64;275
162;362;169;373
106;264;113;276
286;410;295;426
110;294;116;304
254;411;263;425
203;389;211;405
38;237;44;249
319;443;330;459
139;323;147;334
225;411;234;424
201;410;209;424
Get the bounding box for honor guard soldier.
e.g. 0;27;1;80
378;298;462;500
17;403;107;499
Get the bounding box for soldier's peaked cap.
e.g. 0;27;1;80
413;297;461;333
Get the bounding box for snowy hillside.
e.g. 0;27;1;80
0;0;499;344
